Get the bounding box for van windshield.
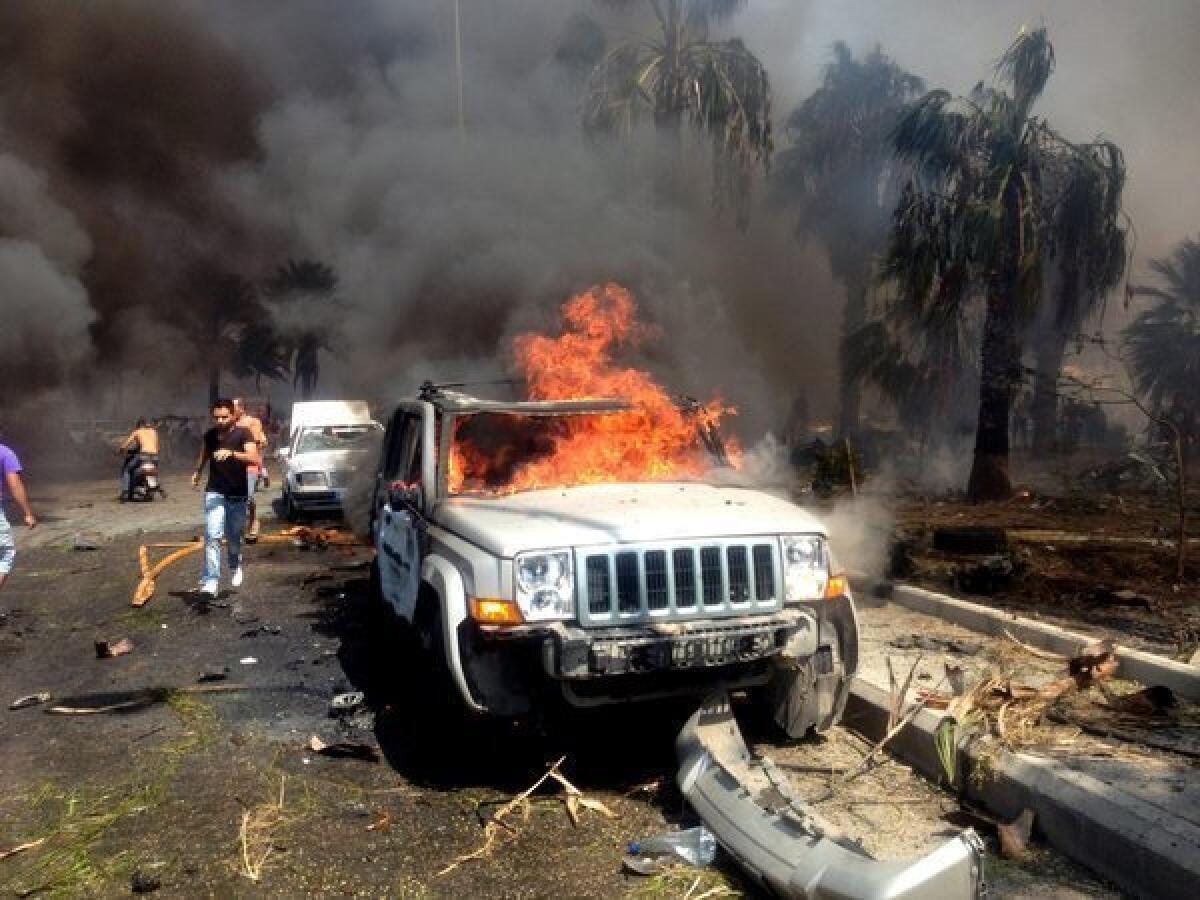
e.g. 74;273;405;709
296;426;378;454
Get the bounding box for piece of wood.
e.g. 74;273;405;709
132;542;203;606
0;837;45;861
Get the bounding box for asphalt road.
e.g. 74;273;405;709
0;473;1117;897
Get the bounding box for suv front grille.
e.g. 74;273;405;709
578;540;781;623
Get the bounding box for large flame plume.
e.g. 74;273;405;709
449;283;739;494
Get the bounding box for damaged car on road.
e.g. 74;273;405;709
368;383;858;737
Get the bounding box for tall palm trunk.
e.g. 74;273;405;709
837;282;866;439
1031;327;1068;454
967;179;1021;501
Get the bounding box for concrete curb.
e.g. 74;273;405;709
854;579;1200;703
845;676;1200;900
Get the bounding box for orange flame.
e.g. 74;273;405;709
449;283;739;495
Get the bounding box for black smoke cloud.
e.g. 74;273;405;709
0;0;270;406
2;0;1197;437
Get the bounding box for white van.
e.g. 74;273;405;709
279;401;382;520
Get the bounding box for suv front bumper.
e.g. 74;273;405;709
536;609;818;679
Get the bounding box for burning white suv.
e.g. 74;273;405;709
369;384;858;735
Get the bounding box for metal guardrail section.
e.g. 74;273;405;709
676;695;986;899
575;539;782;626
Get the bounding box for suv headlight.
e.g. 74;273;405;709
513;549;575;621
295;471;328;487
782;535;829;602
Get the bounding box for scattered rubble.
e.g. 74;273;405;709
94;637;134;658
9;692;52;710
307;735;380;762
889;635;982;656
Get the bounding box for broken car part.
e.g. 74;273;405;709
9;692;52;710
676;695;985;899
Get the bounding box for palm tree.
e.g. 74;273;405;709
884;27;1126;500
264;259;339;400
1123;236;1200;440
775;43;924;438
183;265;289;406
582;0;772;227
842;293;978;448
1029;143;1128;452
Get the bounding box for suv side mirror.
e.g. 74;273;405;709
276;447;290;460
387;481;422;512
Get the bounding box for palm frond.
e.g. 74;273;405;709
994;25;1054;113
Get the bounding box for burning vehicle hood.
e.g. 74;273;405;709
433;482;825;557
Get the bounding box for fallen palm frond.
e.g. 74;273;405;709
437;757;615;876
929;639;1126;781
239;775;287;882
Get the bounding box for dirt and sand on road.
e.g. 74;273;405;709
1;471;1124;897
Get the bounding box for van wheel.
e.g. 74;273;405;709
284;489;299;522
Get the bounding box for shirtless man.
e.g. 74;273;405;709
117;418;160;501
232;398;267;541
1;442;37;595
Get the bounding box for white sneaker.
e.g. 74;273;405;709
200;579;219;597
231;567;244;588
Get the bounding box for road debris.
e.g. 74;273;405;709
329;691;365;715
889;635;982;656
132;541;204;607
307;734;380;762
45;683;245;715
239;775;287;882
94;637;135;658
437;756;615;876
0;837;45;861
72;533;99;551
626;825;716;871
366;811;392;833
997;809;1036;860
239;657;258;666
130;869;162;893
9;692;51;710
676;694;985;898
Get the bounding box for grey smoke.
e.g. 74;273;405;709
1;0;1197;441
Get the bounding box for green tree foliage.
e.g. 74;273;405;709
1123;237;1200;433
582;0;772;227
775;42;924;437
883;27;1126;499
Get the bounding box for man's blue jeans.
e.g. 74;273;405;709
204;492;247;583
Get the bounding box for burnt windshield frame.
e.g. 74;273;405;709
440;405;731;498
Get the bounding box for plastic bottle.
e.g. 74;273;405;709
628;825;717;867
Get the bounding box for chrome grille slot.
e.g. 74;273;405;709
727;545;751;604
645;550;668;610
577;539;781;624
586;555;611;614
615;551;640;613
700;546;723;606
753;544;776;602
673;548;696;608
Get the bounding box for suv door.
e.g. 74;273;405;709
375;410;423;622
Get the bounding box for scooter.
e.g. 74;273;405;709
122;455;167;502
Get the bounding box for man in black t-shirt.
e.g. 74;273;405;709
192;398;260;597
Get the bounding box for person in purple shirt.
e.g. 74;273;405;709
0;443;38;594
